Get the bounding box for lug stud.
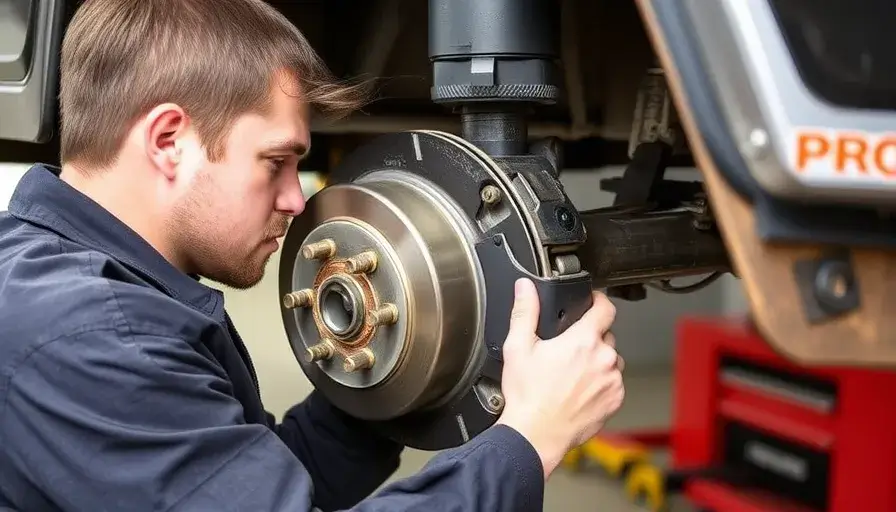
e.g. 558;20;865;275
305;339;336;363
345;251;378;274
283;289;314;309
302;239;336;260
367;303;399;326
343;348;375;372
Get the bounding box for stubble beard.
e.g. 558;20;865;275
188;221;284;291
169;185;289;291
220;251;273;290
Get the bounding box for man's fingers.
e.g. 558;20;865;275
505;278;540;349
604;330;616;349
565;291;616;338
592;292;617;333
595;342;618;370
602;331;623;371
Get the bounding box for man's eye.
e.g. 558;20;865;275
268;158;285;172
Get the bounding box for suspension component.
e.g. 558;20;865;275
628;61;679;157
276;0;730;453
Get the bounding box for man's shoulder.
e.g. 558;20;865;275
0;218;208;366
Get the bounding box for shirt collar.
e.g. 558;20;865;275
7;164;224;318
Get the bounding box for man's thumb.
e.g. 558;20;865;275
507;278;540;344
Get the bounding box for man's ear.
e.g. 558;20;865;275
143;103;189;180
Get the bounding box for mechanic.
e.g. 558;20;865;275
0;0;625;510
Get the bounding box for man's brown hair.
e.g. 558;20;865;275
59;0;369;168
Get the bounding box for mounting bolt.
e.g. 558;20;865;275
480;185;502;205
487;392;505;412
345;251;378;274
343;348;375;372
829;274;848;298
814;260;855;307
283;289;314;309
304;339;336;363
742;128;770;160
302;239;337;260
367;303;399;326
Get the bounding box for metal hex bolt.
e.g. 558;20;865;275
480;185;502;205
815;260;853;302
302;239;337;260
304;339;336;363
345;251;378;274
488;393;505;412
283;289;314;309
367;303;399;326
829;274;848;298
343;348;375;372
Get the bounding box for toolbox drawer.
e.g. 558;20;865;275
719;356;837;413
722;421;830;510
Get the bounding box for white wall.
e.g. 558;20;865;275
0;164;29;210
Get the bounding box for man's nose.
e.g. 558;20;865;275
275;174;306;216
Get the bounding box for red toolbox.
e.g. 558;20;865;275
670;316;896;511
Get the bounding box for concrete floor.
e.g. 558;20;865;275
257;360;694;510
379;367;697;512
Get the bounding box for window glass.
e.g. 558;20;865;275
769;0;896;110
0;0;34;81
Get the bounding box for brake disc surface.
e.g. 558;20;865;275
278;130;555;449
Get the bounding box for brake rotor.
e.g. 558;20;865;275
279;130;564;449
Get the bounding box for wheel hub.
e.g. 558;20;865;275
281;169;484;421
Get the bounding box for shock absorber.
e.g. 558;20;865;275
428;0;562;158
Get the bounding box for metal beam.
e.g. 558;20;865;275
311;115;623;140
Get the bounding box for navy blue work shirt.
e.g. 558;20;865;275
0;165;545;511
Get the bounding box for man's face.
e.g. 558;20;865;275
169;76;309;289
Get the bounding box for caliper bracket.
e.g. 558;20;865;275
476;233;594;382
365;234;592;450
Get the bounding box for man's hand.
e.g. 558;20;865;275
495;278;625;479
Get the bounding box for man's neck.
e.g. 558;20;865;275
59;163;185;271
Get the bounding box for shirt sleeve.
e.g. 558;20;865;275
1;328;544;512
273;396;545;512
271;391;404;510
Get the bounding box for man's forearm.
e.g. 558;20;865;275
273;391;404;509
272;393;545;512
354;424;545;512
